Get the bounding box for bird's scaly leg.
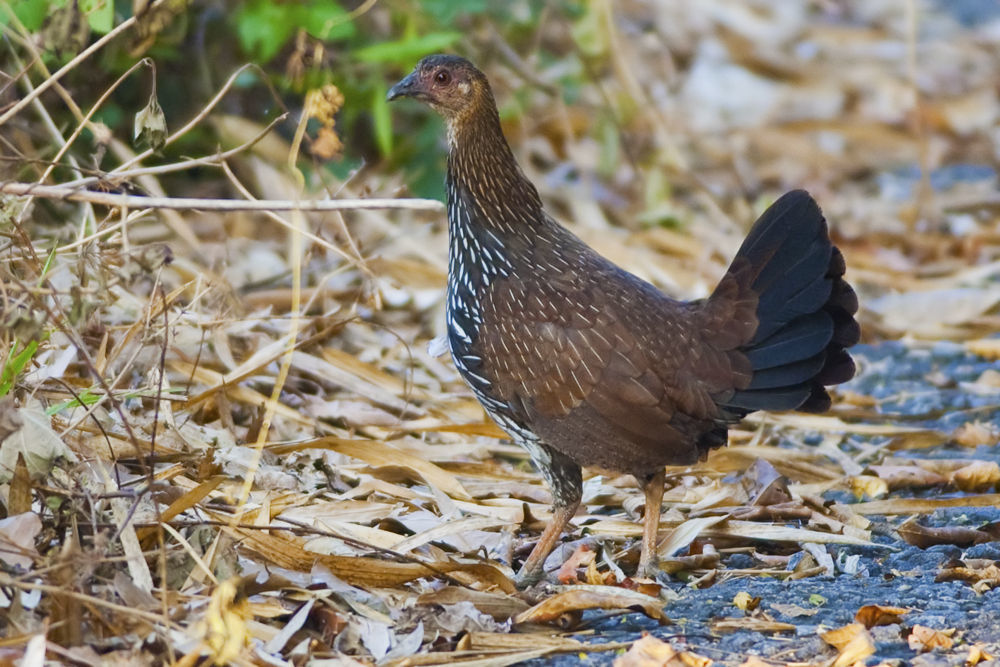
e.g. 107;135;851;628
637;467;666;578
515;498;581;587
515;445;582;587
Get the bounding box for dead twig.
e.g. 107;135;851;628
57;112;290;190
0;182;444;212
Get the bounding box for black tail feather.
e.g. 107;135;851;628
720;190;860;415
743;312;833;370
746;351;828;390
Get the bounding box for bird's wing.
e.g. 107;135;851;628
475;264;737;442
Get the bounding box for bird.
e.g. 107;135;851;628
387;54;860;586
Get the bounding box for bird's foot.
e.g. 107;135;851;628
513;565;545;590
635;555;661;581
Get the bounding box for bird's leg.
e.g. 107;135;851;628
637;468;666;578
514;445;582;587
515;497;580;587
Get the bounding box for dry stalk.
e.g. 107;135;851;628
0;1;165;126
0;182;444;212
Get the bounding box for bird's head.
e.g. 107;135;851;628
387;54;493;124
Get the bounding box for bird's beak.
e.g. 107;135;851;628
387;70;419;102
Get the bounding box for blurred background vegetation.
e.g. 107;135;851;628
7;0;999;236
4;0;614;200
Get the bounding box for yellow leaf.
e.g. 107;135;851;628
908;624;955;651
967;643;995;665
849;475;889;500
951;461;1000;492
200;578;251;665
820;623;875;667
613;634;710;667
732;591;754;611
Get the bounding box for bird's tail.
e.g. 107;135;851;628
706;190;860;415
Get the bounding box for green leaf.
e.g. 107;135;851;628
355;32;461;64
2;0;50;31
80;0;113;34
39;244;58;283
46;386;183;414
809;593;827;606
571;1;608;58
297;2;354;41
420;0;488;24
0;340;39;398
234;0;355;62
45;388;101;414
234;1;295;62
372;82;391;156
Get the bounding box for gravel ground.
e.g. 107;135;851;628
529;341;1000;665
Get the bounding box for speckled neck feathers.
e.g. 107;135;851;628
444;92;547;239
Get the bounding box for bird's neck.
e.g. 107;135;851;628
445;105;546;237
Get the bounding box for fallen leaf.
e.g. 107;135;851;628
613;634;710;667
966;643;996;665
820;623;875;667
6;453;31;518
867;464;947;490
417;586;530;621
732;591;760;612
656;515;727;559
659;550;721;574
390;515;514;554
0;397;22;445
714;520;878;546
950;461;1000;492
866;286;1000;338
770;603;819;618
952;421;1000;448
907;624;955;651
844;494;1000;515
113;571;159;610
741;458;792;506
965;338;1000;360
898;516;999;548
232;523;515;592
854;604;909;628
0;400;78;484
0;512;41;570
936;558;1000;592
514;586;668;627
466;631;588;651
416;601;500;641
196;578;252;664
731;501;813;521
556;544;596;584
584;558;610;586
849;475;889;500
264;598;314;653
296;348;429;414
969;368;1000;389
272;436;471;500
305;398;401;428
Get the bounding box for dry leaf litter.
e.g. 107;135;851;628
2;1;1000;665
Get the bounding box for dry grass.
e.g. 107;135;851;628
2;1;1000;665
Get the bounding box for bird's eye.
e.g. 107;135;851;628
434;70;451;85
